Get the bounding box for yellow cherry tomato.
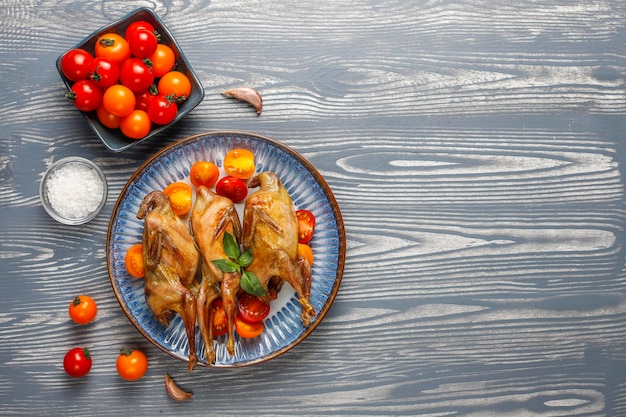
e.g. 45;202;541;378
223;148;255;179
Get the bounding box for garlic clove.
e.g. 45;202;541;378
222;87;263;114
164;373;193;401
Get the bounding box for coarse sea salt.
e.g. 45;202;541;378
46;162;104;219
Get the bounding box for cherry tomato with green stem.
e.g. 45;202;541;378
147;95;178;125
88;57;120;88
61;48;93;81
66;79;103;112
63;347;92;377
68;295;98;324
116;348;148;381
127;28;158;58
124;20;155;39
119;58;154;93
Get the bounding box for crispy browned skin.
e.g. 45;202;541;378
137;191;200;371
242;172;315;326
190;186;242;363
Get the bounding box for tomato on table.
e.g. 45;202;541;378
87;57;120;88
211;299;228;337
127;28;158;58
120;109;151;140
223;148;256;179
66;79;103;112
119;57;155;93
163;182;193;215
103;84;136;117
189;161;219;188
68;295;98;324
238;293;270;323
158;71;191;99
147;95;178;125
61;48;93;81
150;44;175;78
63;347;92;377
295;209;316;244
235;314;264;338
124;243;145;278
215;176;248;203
116;348;148;381
95;33;130;64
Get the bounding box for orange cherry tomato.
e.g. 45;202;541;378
163;182;193;216
150;44;176;78
120;109;151;140
211;299;228;337
189;161;219;188
158;71;191;99
295;209;316;244
223;148;255;179
297;243;314;266
235;313;264;338
116;348;148;381
103;84;136;117
96;105;121;129
68;295;98;325
124;243;145;278
94;33;130;64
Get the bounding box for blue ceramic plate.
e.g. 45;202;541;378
56;7;204;152
107;131;346;367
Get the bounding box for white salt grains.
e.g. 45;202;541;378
43;161;105;221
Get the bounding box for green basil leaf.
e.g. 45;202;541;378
240;271;267;297
238;249;253;268
222;232;240;260
211;259;240;273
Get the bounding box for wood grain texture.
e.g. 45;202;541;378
2;0;626;415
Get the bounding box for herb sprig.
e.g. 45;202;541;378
212;232;266;297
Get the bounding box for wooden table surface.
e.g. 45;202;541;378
3;0;626;415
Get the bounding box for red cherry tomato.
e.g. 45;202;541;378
235;314;264;338
60;48;93;81
66;79;103;112
147;95;178;125
127;28;158;58
124;20;155;39
88;57;120;88
134;89;157;112
119;58;154;93
215;176;248;203
211;299;228;337
295;209;316;244
63;347;92;377
238;293;270;323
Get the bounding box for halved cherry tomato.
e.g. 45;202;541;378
163;182;193;216
124;243;145;278
61;48;93;81
158;71;191;99
103;84;136;117
116;348;148;381
238;293;270;323
235;313;264;338
95;33;130;64
68;295;98;325
120;109;151;140
96;105;121;129
189;161;219;188
215;176;248;203
211;299;228;337
297;243;314;266
150;44;175;78
223;148;256;179
296;209;316;244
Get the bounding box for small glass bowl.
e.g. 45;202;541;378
40;157;108;225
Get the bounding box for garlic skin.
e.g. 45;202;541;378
164;373;193;401
222;87;263;114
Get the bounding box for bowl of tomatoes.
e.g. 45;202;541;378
56;7;205;152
